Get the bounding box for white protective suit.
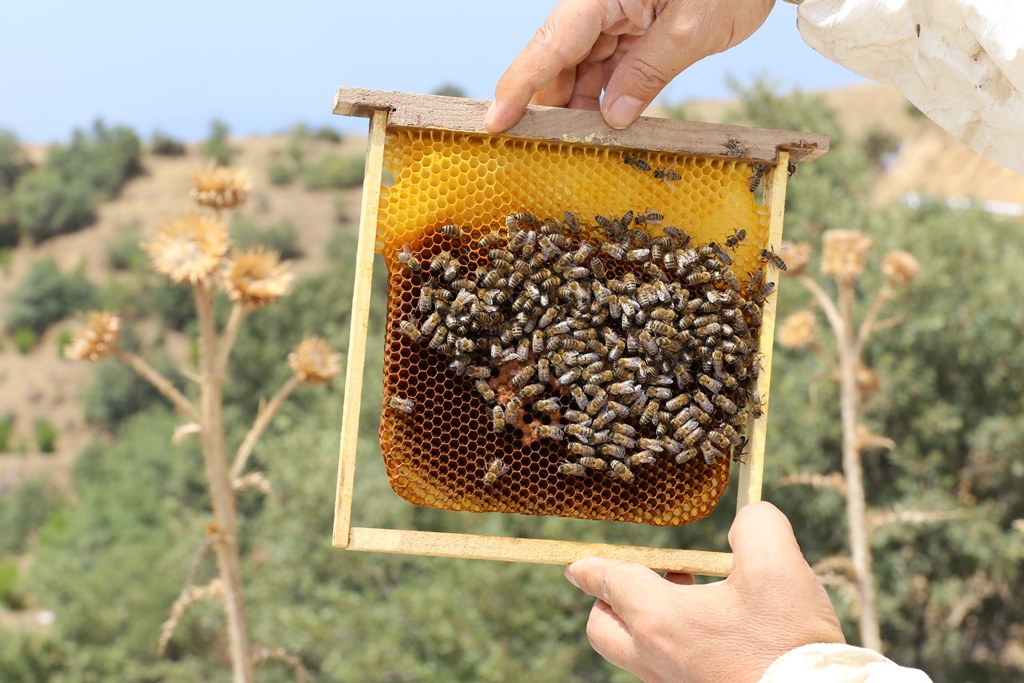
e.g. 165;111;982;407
755;2;1023;679
794;0;1024;175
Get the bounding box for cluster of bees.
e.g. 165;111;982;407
388;209;779;488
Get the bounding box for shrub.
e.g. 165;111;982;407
303;153;365;190
202;119;235;166
83;354;182;428
0;559;22;608
312;126;342;143
105;231;147;271
55;328;73;356
150;131;186;156
431;83;467;98
0;203;18;249
47;120;142;200
267;161;296;186
35;419;57;453
145;280;195;331
230;214;302;258
0;247;12;275
0;128;31;192
4;258;96;334
10;169;96;242
0;414;12;451
0;479;63;554
12;328;37;353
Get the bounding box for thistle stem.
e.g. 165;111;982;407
193;280;255;683
113;348;199;422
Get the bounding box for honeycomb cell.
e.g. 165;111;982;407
375;128;772;526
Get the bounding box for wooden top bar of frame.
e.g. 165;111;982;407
334;86;828;165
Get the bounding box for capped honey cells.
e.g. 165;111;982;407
376;128;774;526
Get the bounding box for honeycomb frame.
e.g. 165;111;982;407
331;87;828;576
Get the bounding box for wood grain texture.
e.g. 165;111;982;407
334;86;828;164
333;110;388;548
342;527;735;576
736;152;790;510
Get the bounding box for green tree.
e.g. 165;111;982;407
203;119;236;166
4;258;95;334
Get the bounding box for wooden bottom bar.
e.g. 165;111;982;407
339;527;734;576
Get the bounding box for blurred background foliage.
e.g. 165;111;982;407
1;81;1023;682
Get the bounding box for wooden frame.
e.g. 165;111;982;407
332;87;827;576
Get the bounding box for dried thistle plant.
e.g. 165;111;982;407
65;166;334;683
781;231;924;652
191;165;251;210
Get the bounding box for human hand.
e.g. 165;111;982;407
486;0;775;133
565;501;844;683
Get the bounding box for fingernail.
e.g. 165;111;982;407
484;101;497;131
606;95;645;129
564;566;580;588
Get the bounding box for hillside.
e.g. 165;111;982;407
0;133;364;483
2;82;1021;493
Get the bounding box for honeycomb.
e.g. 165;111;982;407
376;127;771;526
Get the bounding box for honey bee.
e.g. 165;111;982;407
465;365;490;380
488;248;514;264
558;461;587;477
713;393;738;415
535;424;565;441
635;209;664;226
536;357;550;383
483;458;511;485
644;261;669;282
568;442;596;457
579;456;607;470
428;325;448;349
698;374;724;394
440;223;463;239
759;247;788;272
653;166;682;183
697;322;722;337
607;460;634;483
566;424;594;441
474;380;496;403
682;428;706;447
564;266;589;280
430;250;452;273
640;399;660;425
665;394;690;412
756;281;777;300
478;230;503;248
626;452;657;467
571;385;589;410
700;440;723;465
749;163;767;192
694;391;714;413
399;319;423;342
534;397;561;413
685;271;713;286
386;396;415;414
611;432;637;449
611;423;637;437
598;444;624;460
721;424;744;445
721;268;741;292
443;260;460;282
724;137;746;158
750;390;765;418
676;447;699;464
398;245;422;272
511;365;537;388
585;389;609;416
563;211;581;234
788;161;798;178
725;228;747;249
708;430;732;450
626;248;651;262
519;383;547;400
510;211;537;226
600;242;626;260
624;155;652;172
711;242;733;265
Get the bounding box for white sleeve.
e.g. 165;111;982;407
758;643;933;683
793;0;1024;176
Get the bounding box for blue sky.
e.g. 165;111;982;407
0;0;867;143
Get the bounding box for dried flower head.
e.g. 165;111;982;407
882;250;920;287
288;336;341;385
778;310;818;350
855;365;882;395
223;247;293;309
822;230;873;283
190;165;251;210
145;215;229;284
781;241;813;276
65;311;121;362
